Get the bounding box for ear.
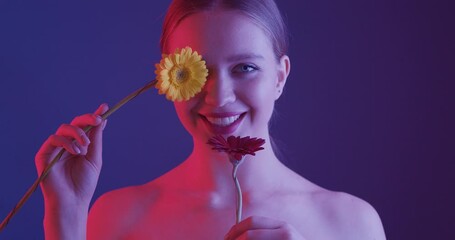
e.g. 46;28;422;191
275;55;291;100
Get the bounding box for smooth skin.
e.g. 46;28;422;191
37;9;386;240
36;103;108;240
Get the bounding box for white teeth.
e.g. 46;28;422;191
206;115;240;126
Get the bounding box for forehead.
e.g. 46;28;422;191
167;10;274;62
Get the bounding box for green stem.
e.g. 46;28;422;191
232;160;243;224
0;80;157;232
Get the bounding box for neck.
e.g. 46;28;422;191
178;135;284;194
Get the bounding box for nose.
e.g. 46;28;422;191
203;70;236;107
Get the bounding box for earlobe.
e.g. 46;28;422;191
276;55;291;100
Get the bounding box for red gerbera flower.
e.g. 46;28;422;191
207;135;266;161
207;135;266;224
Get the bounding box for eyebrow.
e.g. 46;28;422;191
226;53;265;62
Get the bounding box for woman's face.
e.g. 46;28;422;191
168;10;289;142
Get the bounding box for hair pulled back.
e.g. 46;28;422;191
160;0;289;60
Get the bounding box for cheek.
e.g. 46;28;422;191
255;88;276;120
174;101;194;127
174;95;204;132
240;76;277;119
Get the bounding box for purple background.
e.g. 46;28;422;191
0;0;453;239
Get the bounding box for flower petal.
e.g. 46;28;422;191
207;135;265;160
155;46;208;102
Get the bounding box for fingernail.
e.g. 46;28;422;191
73;144;81;154
102;119;108;130
82;135;91;145
100;103;108;109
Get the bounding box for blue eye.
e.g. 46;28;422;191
233;64;259;73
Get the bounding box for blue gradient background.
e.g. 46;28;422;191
0;0;453;239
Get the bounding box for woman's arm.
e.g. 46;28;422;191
35;104;108;240
43;202;89;240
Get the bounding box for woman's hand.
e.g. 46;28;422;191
224;216;306;240
35;103;109;208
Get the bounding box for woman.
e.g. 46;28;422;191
36;0;386;239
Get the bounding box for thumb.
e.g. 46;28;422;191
86;103;109;167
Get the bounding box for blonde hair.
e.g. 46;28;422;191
160;0;289;60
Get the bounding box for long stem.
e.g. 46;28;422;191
232;161;243;224
0;80;157;232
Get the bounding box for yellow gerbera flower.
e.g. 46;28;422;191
0;47;209;231
155;47;208;101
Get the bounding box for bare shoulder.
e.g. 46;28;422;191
87;183;160;239
269;168;386;239
309;189;386;240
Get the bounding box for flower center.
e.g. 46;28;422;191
171;67;190;83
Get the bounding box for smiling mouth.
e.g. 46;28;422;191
206;115;241;127
199;112;246;134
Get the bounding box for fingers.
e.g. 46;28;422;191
70;103;108;129
225;216;293;240
94;103;109;117
62;104;108;155
68;104;108;157
35;134;80;174
35;103;109;171
56;124;90;148
86;104;109;164
47;135;81;154
70;113;103;129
